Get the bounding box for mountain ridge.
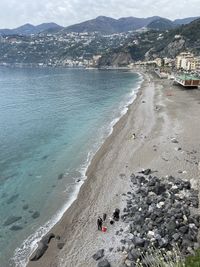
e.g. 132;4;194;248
0;16;199;36
0;23;63;36
63;15;200;34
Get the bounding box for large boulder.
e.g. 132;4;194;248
30;242;48;261
41;233;55;245
97;259;111;267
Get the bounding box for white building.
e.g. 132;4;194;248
176;52;198;71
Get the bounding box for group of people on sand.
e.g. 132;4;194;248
97;208;120;231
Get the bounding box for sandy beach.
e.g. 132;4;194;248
27;69;200;267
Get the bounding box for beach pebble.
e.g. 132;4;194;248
92;249;104;261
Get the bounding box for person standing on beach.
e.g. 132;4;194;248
97;216;103;230
103;213;107;221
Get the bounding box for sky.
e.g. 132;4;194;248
0;0;200;28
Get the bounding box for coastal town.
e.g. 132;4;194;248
1;26;200;88
0;31;136;67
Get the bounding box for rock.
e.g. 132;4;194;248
58;173;64;180
97;259;111;267
183;181;191;190
57;242;65;250
136;176;146;183
22;204;29;210
6;194;19;204
32;211;40;219
10;225;23;231
125;259;133;267
134;237;145;247
179;225;189;234
158;237;169;248
140;169;152;175
129;249;140;261
41;233;55;245
172;233;181;241
30;242;48;261
171;138;178;143
92;249;104;261
42;155;48;160
4;216;22;226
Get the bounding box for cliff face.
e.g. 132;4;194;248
98;51;133;67
161;38;186;58
145;38;186;60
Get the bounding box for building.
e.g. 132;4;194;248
174;74;200;88
155;58;163;67
176;52;197;71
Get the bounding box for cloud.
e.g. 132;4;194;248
0;0;200;28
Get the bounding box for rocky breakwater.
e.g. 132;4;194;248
93;169;200;267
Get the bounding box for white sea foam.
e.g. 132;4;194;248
13;72;144;267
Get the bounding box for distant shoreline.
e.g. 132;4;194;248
0;62;132;70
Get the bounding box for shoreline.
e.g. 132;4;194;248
26;68;150;267
13;69;143;267
27;69;200;267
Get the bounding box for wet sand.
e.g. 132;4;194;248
27;69;200;267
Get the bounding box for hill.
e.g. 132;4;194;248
63;16;199;34
0;16;199;36
98;18;200;66
63;16;163;34
173;16;200;25
147;18;176;30
0;23;63;36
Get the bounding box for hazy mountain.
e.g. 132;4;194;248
63;15;200;34
63;16;163;34
147;18;176;30
0;23;63;36
0;16;199;36
173;16;200;25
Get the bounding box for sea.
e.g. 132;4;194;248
0;67;142;267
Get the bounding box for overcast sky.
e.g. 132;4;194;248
0;0;200;28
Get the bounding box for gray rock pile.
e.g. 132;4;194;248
92;170;200;267
119;170;200;266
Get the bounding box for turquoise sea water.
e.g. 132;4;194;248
0;67;141;266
